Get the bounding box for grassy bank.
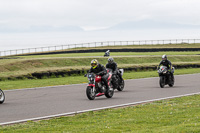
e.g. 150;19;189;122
1;93;200;132
1;68;200;90
0;53;200;78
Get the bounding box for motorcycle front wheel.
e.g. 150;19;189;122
159;76;165;88
86;86;96;100
0;89;5;104
117;79;125;91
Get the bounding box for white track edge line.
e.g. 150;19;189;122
1;91;200;126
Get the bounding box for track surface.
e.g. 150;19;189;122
0;74;200;124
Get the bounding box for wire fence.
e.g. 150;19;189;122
0;39;199;57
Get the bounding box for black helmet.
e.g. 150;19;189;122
108;57;114;64
162;54;167;61
91;59;98;69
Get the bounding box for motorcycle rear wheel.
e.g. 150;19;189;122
117;79;125;91
159;76;165;88
0;89;5;104
105;87;114;98
169;75;175;87
86;86;96;100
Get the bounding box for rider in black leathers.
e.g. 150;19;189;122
158;54;174;81
88;59;110;90
106;57;122;81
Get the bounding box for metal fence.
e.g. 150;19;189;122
0;39;199;57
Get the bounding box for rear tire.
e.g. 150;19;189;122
105;87;114;98
169;75;175;87
117;79;125;91
159;76;165;88
0;89;5;104
86;86;95;100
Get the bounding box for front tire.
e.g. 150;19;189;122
0;89;5;104
159;76;165;88
86;86;96;100
117;79;125;91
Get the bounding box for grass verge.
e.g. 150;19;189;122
1;68;200;90
1;93;200;132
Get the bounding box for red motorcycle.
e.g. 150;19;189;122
85;71;114;100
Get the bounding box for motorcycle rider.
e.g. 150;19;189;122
106;57;122;81
158;54;174;82
88;59;110;91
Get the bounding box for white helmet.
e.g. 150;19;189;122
162;54;167;61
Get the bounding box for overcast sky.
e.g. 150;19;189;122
0;0;200;51
0;0;200;31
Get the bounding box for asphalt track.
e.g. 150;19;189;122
0;73;200;125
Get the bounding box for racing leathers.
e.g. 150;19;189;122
106;62;122;81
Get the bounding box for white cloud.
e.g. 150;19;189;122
0;0;200;31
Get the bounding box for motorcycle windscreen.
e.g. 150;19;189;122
119;69;124;76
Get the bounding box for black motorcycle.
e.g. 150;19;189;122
0;89;5;104
109;69;125;91
158;66;175;88
104;50;110;57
